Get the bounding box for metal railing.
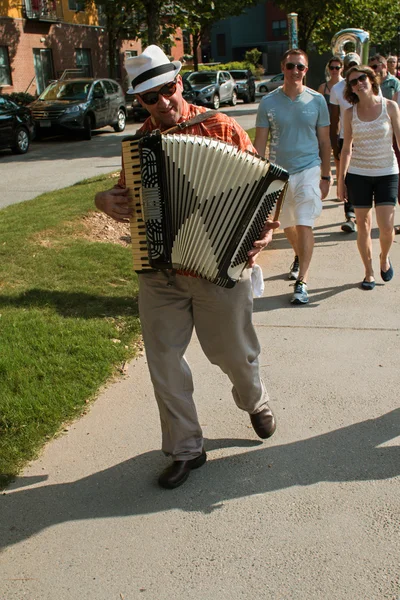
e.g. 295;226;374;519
24;0;64;22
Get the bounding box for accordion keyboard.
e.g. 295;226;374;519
122;137;152;272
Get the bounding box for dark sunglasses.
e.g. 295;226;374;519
329;65;341;70
370;63;384;69
139;80;177;105
349;73;368;87
285;62;307;71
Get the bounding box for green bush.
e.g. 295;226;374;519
3;92;36;106
182;61;260;75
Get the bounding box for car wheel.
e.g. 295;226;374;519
212;94;220;110
83;115;92;140
113;109;126;132
259;84;267;93
230;91;237;106
11;126;30;154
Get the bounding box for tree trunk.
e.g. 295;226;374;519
145;0;161;45
192;29;201;70
108;27;116;79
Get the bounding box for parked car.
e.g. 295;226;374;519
228;69;256;103
130;78;198;122
29;78;127;140
0;96;35;154
186;71;237;109
256;73;284;94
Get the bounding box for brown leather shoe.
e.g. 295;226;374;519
158;451;207;489
250;405;276;439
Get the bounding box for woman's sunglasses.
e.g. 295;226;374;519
329;65;341;71
139;80;177;105
285;62;307;71
349;73;368;87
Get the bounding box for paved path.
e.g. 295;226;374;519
0;185;399;599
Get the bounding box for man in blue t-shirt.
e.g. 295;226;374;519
255;48;331;305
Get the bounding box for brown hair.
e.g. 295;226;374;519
344;66;380;104
368;53;387;67
328;56;343;68
281;48;308;67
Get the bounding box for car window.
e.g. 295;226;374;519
103;80;115;94
230;71;247;80
271;74;284;82
0;97;14;110
39;81;91;101
188;72;217;85
111;81;119;93
93;81;105;96
219;73;227;83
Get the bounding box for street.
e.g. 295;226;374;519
0;103;258;210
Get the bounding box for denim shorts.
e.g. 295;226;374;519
345;172;399;208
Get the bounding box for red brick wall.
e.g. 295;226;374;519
0;17;142;95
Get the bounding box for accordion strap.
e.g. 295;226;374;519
163;110;219;135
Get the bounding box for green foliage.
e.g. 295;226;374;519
3;92;36;105
183;61;258;73
245;48;262;66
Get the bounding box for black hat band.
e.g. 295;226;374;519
132;63;176;88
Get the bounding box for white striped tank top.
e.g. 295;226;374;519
348;98;399;176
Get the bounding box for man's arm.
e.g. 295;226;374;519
317;125;331;200
254;127;269;158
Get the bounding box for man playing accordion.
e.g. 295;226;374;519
95;45;279;489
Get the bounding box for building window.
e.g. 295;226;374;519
76;48;92;77
125;51;137;59
68;0;84;11
216;33;226;57
272;20;287;38
182;30;191;56
0;47;12;86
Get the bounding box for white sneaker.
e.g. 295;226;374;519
291;280;309;304
288;255;300;280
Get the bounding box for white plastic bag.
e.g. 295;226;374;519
251;264;264;298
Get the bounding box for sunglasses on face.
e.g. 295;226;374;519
329;65;341;70
139;80;177;105
349;73;368;87
285;62;307;71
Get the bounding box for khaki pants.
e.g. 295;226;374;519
138;269;269;460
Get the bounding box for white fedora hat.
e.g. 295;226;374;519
126;45;182;94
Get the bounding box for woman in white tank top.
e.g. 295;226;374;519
337;66;400;289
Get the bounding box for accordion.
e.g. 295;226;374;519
122;130;288;288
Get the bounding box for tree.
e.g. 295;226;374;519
177;0;259;70
275;0;400;54
87;0;144;78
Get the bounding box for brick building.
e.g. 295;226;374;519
0;0;146;95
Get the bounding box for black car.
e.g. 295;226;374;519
228;70;256;103
29;78;127;140
0;96;35;154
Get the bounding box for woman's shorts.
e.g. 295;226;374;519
345;172;399;208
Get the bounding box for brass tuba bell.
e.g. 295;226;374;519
331;28;370;64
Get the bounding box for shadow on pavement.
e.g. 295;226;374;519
1;410;398;549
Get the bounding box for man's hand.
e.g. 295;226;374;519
319;179;331;200
247;219;280;267
95;187;133;223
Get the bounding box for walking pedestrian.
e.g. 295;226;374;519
330;52;362;233
317;57;344;199
386;55;399;78
254;48;331;305
95;45;279;489
337;66;400;289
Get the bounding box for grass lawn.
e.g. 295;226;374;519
0;173;141;487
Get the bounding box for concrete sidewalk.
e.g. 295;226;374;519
0;187;399;600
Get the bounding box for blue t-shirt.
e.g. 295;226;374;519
255;86;330;174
